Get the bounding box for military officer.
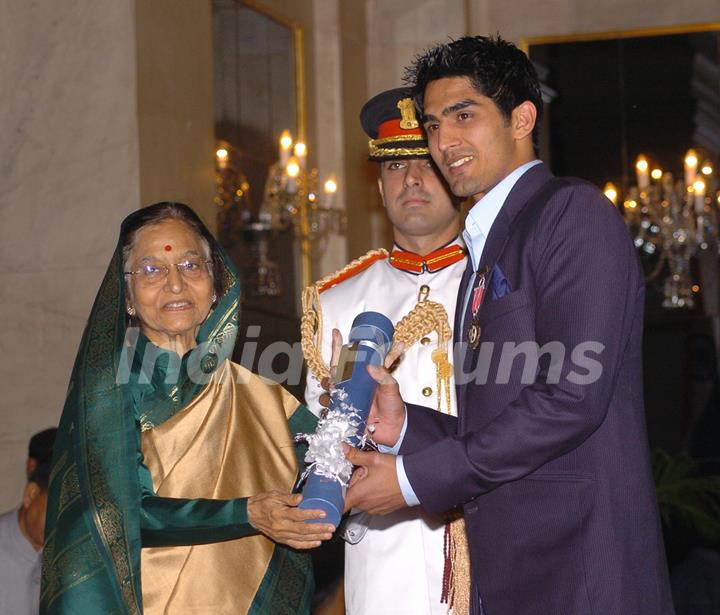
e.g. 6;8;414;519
303;87;468;615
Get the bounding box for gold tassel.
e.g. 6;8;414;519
432;348;453;415
442;515;471;614
393;298;453;413
449;516;471;614
300;284;329;381
300;249;389;381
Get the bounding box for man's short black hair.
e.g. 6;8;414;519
28;428;57;464
405;35;544;155
28;461;51;491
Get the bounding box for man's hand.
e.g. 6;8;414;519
344;448;407;515
319;330;407;447
365;362;406;447
247;491;335;549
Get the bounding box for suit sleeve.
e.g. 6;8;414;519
403;184;644;514
399;402;458;454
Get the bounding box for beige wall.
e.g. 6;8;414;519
0;0;217;510
0;0;140;510
470;0;720;43
366;0;467;95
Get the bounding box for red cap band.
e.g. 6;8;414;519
377;119;424;140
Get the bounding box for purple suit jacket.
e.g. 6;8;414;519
401;164;674;615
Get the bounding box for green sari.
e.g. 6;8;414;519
41;207;316;614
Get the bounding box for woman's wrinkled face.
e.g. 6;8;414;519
126;219;214;351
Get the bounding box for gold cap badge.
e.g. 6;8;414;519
397;97;419;130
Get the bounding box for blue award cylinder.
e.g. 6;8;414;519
300;311;394;527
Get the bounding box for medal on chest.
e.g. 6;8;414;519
468;266;490;349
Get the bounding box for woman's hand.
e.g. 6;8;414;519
247;491;335;549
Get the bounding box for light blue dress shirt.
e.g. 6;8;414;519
394;160;542;506
0;508;42;615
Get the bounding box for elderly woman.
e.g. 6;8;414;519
40;203;333;615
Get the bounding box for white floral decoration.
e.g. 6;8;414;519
296;387;368;486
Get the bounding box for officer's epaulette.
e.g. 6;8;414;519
316;248;389;293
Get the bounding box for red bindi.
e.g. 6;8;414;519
164;245;172;252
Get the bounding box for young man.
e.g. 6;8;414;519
345;36;675;615
0;461;51;614
304;87;466;615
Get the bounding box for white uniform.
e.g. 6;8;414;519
304;241;466;615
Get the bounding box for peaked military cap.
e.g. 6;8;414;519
360;87;429;161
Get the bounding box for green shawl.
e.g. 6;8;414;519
40;206;313;614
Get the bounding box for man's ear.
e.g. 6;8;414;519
22;482;40;510
377;176;386;208
511;101;537;142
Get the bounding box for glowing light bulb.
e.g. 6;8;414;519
635;155;649;189
693;179;706;213
285;156;300;195
603;182;618;205
279;130;293;165
279;130;293;150
685;149;698;187
293;142;307;157
323;176;338;208
293;142;307;171
286;159;300;178
324;177;338;194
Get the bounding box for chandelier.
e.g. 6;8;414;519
214;133;344;297
605;150;719;309
213;140;281;297
259;130;345;289
214;140;252;244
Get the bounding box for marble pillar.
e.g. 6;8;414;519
0;0;215;510
0;0;140;511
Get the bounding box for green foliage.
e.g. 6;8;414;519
652;450;720;544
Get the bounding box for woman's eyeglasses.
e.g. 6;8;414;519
124;259;212;284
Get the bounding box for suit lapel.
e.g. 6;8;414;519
454;258;474;406
476;164;553;268
456;163;555;416
454;258;474;345
495;163;554;227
